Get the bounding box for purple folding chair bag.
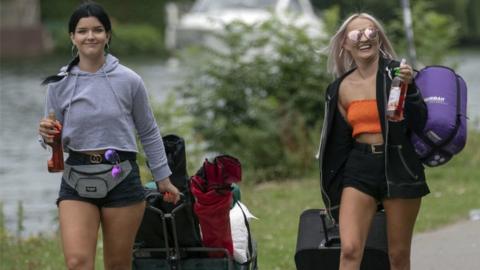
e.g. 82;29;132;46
410;66;468;167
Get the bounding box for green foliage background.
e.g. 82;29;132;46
177;19;330;181
1;2;477;269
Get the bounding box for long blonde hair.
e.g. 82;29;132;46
327;13;397;78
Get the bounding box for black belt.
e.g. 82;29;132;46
353;142;385;154
68;150;136;164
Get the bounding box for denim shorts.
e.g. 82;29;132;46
343;145;388;201
57;153;145;208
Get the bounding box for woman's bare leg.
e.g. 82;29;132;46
383;198;421;270
101;201;146;270
59;200;101;270
339;187;378;270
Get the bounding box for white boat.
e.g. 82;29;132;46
170;0;325;49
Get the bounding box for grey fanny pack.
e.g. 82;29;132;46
63;160;132;198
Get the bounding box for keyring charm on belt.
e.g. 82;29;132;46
104;149;122;177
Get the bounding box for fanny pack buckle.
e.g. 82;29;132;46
89;153;103;164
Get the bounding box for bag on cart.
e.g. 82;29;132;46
190;155;242;257
132;151;259;270
135;134;202;249
295;209;389;270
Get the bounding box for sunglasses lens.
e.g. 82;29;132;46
347;28;378;43
348;30;361;42
365;28;378;39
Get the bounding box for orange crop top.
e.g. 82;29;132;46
346;99;381;137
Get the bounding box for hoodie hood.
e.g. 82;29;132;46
59;54;119;76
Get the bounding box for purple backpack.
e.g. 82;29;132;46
410;66;468;167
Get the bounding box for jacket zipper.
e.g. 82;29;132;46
316;99;329;160
383;67;392;197
394;145;419;179
317;95;335;223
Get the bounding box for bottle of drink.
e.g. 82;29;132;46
386;59;407;121
47;111;64;172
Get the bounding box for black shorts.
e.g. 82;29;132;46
343;142;429;201
343;143;388;201
57;152;145;208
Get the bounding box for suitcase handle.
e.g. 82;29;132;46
320;236;341;247
319;209;341;247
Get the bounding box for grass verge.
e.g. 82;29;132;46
2;132;478;270
239;131;480;270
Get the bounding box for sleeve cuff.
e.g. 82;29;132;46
406;79;419;96
37;136;47;150
152;163;172;182
406;88;420;98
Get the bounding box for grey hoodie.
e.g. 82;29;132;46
45;54;171;181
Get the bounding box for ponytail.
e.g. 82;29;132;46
41;56;79;85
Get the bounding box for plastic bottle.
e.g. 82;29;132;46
386;59;407;121
47;111;64;172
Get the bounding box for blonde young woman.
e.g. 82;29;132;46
318;13;429;270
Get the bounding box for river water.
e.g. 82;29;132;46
1;52;479;237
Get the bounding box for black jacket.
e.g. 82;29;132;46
318;57;429;222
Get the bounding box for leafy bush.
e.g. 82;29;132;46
177;18;331;181
152;93;207;175
110;24;166;56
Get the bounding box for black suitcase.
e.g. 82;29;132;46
295;209;390;270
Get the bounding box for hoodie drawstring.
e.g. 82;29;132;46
65;73;79;130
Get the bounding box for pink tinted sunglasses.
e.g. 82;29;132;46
347;27;378;43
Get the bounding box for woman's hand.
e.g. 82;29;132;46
156;177;181;204
38;117;61;144
398;61;414;85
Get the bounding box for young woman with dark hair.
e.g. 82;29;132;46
38;2;180;269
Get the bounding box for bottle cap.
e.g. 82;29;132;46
393;67;401;76
393;58;407;76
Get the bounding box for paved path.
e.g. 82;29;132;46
411;219;480;270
